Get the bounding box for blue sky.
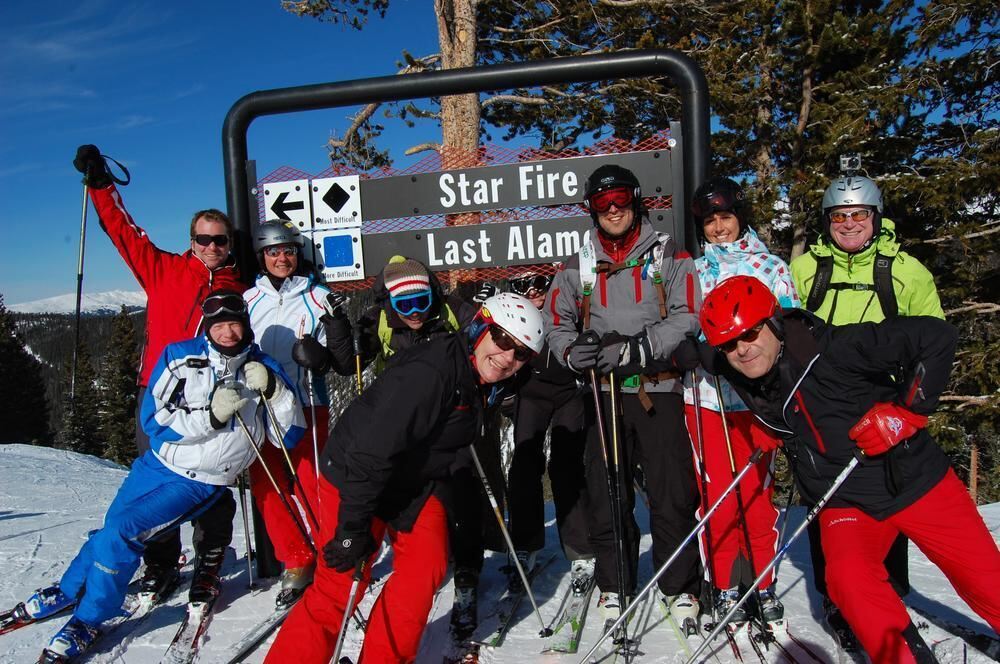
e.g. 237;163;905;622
0;0;442;305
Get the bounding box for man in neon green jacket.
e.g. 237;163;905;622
790;173;944;652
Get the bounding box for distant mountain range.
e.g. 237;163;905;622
9;290;147;315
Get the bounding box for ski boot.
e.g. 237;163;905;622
569;558;596;596
138;562;180;602
715;586;750;626
276;562;315;609
756;587;784;624
23;586;74;621
450;568;479;638
188;547;226;604
665;592;700;636
506;550;537;592
41;615;100;662
598;591;622;621
823;596;862;653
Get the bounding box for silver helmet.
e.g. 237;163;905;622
253;219;304;252
821;175;883;215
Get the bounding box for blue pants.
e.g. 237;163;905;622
59;452;226;625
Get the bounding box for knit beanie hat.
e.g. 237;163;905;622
382;255;432;297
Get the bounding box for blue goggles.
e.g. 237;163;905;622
390;290;433;316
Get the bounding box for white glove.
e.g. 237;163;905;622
244;361;285;400
210;386;248;429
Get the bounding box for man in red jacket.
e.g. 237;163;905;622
73;145;245;601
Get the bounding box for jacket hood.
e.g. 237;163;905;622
809;218;901;266
701;227;770;270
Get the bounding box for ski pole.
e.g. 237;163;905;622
715;376;769;644
70;180;89;402
306;370;322;485
686;457;860;664
690;371;720;617
469;445;553;637
579;447;764;664
352;325;363;395
233;410;317;554
237;472;255;589
607;370;634;658
331;560;366;664
260;392;322;535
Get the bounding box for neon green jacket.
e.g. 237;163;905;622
790;219;944;324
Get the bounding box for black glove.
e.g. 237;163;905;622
473;282;498;304
598;331;653;376
667;336;701;372
323;522;377;573
565;330;600;373
292;334;330;372
323;291;347;318
695;340;726;376
73;145;113;189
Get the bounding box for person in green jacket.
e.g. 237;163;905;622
790;172;944;652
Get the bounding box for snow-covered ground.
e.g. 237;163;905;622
0;444;996;663
8;290;146;315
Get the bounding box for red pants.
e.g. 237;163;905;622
686;406;780;590
265;478;449;663
821;469;1000;664
250;406;328;569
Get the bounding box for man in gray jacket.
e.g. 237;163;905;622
545;164;702;626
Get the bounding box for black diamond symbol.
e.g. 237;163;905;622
323;183;350;213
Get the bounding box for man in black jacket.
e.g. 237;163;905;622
698;275;1000;664
265;293;544;663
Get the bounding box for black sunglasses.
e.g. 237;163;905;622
193;234;230;247
509;274;553;296
718;321;767;354
489;325;534;362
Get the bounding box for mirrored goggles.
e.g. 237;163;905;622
202;293;247;318
717;321;767;354
390;290;433;316
193;234;230;247
828;208;874;224
263;245;298;257
509;274;552;296
692;190;739;219
488;325;534;362
587;187;635;213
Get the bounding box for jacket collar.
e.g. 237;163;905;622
255;273;312;298
701;227;769;267
808;218;901;269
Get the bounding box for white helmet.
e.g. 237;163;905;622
477;292;545;354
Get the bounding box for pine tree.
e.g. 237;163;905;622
99;306;139;466
0;294;50;445
58;344;104;457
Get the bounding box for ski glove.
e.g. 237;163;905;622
667;337;701;372
292;334;329;372
473;282;498;304
324;523;377;573
323;291;347;318
244;361;284;401
597;332;653;376
849;402;928;456
565;331;600;373
73;144;113;189
209;386;248;429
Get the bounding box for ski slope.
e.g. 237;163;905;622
1;444;996;663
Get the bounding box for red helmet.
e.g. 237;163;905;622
700;276;778;347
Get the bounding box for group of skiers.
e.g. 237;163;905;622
6;144;998;664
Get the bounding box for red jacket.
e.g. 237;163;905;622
91;185;243;386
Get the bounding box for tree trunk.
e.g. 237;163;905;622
436;0;480;171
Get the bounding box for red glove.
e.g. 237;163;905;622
849;403;928;456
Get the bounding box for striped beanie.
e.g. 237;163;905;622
383;255;432;297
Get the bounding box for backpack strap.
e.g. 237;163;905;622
579;230;597;330
806;253;897;318
873;253;898;319
806;255;834;313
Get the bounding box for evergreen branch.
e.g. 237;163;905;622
939;395;998;410
481;94;551;108
945;302;1000;316
925;224;1000;244
404;142;442;156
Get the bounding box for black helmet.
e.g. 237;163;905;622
692;177;750;240
583;164;643;224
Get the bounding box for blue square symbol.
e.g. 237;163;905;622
323;234;354;268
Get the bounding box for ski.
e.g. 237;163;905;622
590;614;641;663
910;605;1000;660
223;602;295;664
541;570;596;654
159;600;215;664
754;617;825;664
1;602;74;637
467;554;554;649
824;612;866;663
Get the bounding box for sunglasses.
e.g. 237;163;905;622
588;187;635;213
692;190;741;219
390;290;433;316
264;245;298;257
488;325;534;362
202;293;246;318
718;321;767;354
509;274;552;297
193;234;230;247
828;208;874;224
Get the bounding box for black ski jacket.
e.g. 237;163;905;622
320;334;485;531
725;310;957;520
327;266;475;376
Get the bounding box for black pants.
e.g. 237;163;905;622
585;390;700;596
507;380;591;559
135;386;237;567
808;520;910;597
449;408;506;576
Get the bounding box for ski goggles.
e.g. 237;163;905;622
192;234;230;247
509;274;552;297
587;187;635;213
489;325;535;362
717;321;767;354
828;208;874;224
263;245;298;257
390;289;434;316
202;293;247;318
692;190;740;219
